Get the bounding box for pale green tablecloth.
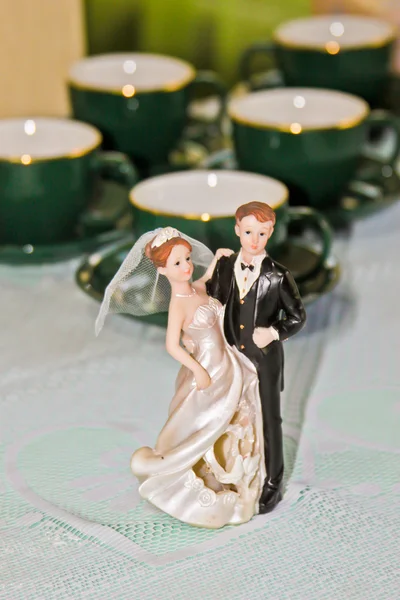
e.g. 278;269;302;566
0;204;399;599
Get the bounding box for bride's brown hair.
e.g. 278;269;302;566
145;237;192;268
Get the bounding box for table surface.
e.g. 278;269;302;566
0;203;399;600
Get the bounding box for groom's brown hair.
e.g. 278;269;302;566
235;201;276;225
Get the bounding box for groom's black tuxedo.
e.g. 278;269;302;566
206;252;306;492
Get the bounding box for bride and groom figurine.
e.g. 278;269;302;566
96;201;306;529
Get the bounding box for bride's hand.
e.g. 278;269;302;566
215;248;234;260
194;365;211;390
199;248;234;284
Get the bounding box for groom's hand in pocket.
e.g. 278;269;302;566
253;326;278;349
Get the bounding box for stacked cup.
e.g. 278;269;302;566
229;14;400;220
0;51;226;262
68;53;227;177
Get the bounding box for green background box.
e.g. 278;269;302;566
85;0;310;85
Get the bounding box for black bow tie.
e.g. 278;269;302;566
241;262;254;272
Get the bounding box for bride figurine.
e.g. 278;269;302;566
95;226;267;528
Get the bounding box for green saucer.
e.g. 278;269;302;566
0;180;132;265
76;235;340;329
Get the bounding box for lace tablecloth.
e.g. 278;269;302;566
1;204;399;599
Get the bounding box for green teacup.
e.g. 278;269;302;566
228;87;400;209
68;53;226;173
0;118;138;246
129;169;332;281
240;15;396;106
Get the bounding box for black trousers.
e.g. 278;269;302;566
240;341;284;487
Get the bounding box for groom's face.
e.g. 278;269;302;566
235;215;274;257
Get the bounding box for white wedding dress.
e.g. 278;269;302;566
131;297;266;528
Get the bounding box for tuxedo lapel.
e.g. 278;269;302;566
254;255;273;327
226;252;238;295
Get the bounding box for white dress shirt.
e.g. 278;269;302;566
234;250;279;341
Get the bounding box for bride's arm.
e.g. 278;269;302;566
165;302;210;389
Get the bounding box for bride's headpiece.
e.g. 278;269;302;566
151;226;181;248
95;227;214;335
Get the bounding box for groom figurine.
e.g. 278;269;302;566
206;201;306;514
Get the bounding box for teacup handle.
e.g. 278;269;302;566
81;152;139;233
365;109;400;167
189;71;227;132
94;151;139;187
239;42;281;89
340;109;400;209
286;207;333;283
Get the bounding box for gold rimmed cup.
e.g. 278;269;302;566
240;15;396;105
0;117;138;246
129;169;332;281
68;53;227;171
228;87;400;209
274;14;396;50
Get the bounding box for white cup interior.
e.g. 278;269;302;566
130;170;288;217
228;88;369;131
0;118;101;160
69;53;195;92
275;15;395;49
